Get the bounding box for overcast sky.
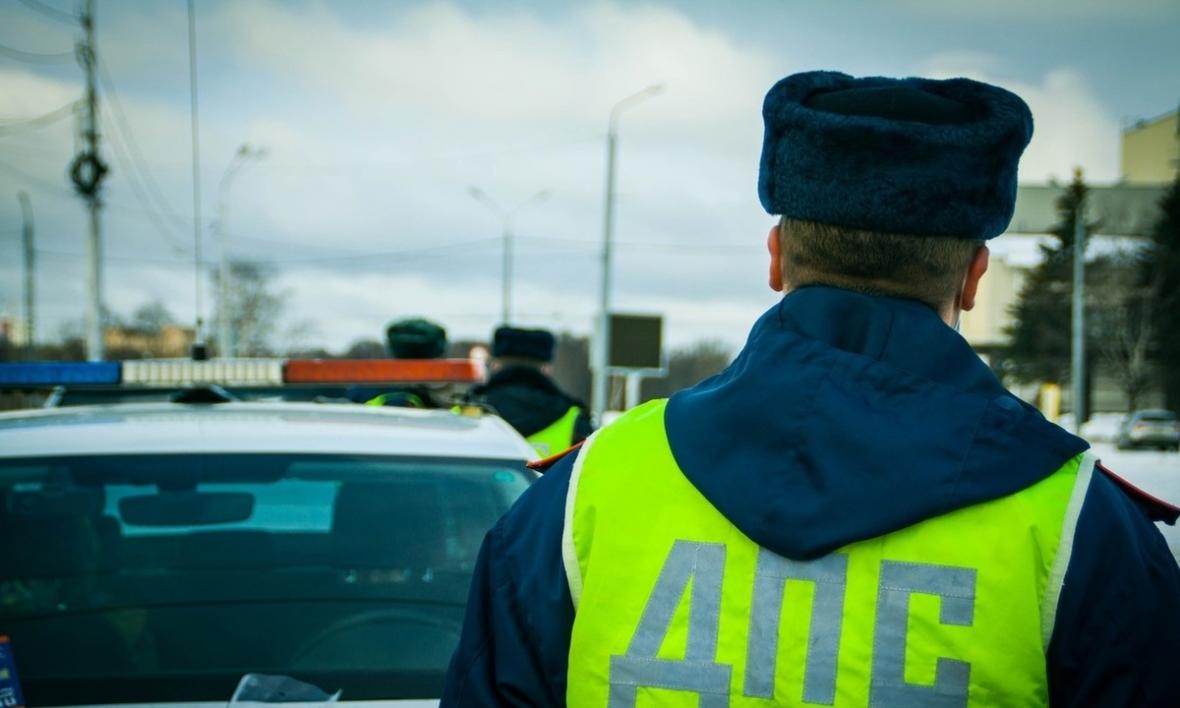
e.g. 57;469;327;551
1;0;1178;353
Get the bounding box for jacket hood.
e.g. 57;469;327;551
665;286;1087;560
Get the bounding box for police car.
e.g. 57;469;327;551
0;359;536;707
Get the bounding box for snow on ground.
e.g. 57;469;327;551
1089;443;1180;562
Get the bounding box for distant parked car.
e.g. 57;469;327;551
1116;410;1180;451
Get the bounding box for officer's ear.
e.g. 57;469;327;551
767;223;784;292
960;245;990;311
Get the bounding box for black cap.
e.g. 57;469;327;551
385;318;447;359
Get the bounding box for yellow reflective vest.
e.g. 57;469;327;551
563;400;1092;707
527;405;583;458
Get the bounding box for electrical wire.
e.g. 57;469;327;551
16;0;79;24
33;237;505;267
0;43;75;64
0;100;79;135
0;158;201;258
0;165;760;263
96;56;191;237
35;248;212;266
102;120;192;254
261;237;503;265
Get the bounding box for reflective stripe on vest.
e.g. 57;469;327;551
563;399;1093;707
526;405;582;458
365;391;426;408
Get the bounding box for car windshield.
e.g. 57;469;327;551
0;453;530;705
1136;411;1177;422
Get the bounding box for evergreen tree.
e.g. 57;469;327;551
1003;169;1089;386
1146;172;1180;410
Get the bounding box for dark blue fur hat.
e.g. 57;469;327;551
758;71;1033;240
492;326;555;363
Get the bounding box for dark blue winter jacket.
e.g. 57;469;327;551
442;286;1180;707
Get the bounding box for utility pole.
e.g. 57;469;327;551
592;84;663;425
1070;200;1086;433
70;0;108;361
186;0;206;359
17;192;34;357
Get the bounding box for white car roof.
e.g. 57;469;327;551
0;402;537;461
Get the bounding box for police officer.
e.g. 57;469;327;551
360;317;448;408
469;326;592;456
442;72;1180;706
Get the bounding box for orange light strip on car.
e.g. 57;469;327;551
283;358;485;384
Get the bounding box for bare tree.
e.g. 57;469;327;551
641;340;733;401
345;339;386;359
211;260;286;357
1089;254;1156;410
129;300;176;334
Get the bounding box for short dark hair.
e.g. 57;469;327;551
779;218;983;309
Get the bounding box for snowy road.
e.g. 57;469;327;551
1089;443;1180;562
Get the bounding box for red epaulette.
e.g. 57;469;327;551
527;441;585;474
1096;462;1180;525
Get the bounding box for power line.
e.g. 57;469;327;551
0;42;74;64
0;156;76;198
16;0;79;24
0;155;191;229
0;100;79;135
101;119;192;254
35;248;209;266
95;58;190;254
33;237;505;267
95;57;189;233
263;237;502;264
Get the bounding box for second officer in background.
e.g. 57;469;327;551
470;326;592;456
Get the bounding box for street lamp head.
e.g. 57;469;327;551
237;144;268;161
609;83;666;129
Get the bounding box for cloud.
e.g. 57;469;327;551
224;1;775;141
0;67;79;117
920;55;1121;182
897;0;1179;21
0;1;1152;356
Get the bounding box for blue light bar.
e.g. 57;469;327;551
0;362;121;386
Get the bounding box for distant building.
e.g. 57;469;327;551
968;106;1177;353
0;315;31;348
960;182;1168;415
961;183;1167;351
1121;109;1179;184
105;324;195;359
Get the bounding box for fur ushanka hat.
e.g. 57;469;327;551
758;71;1033;240
492;326;556;363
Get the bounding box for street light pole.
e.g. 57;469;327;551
186;0;208;359
216;144;266;358
591;84;663;425
1070;201;1087;433
17;192;34;357
467;186;551;325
